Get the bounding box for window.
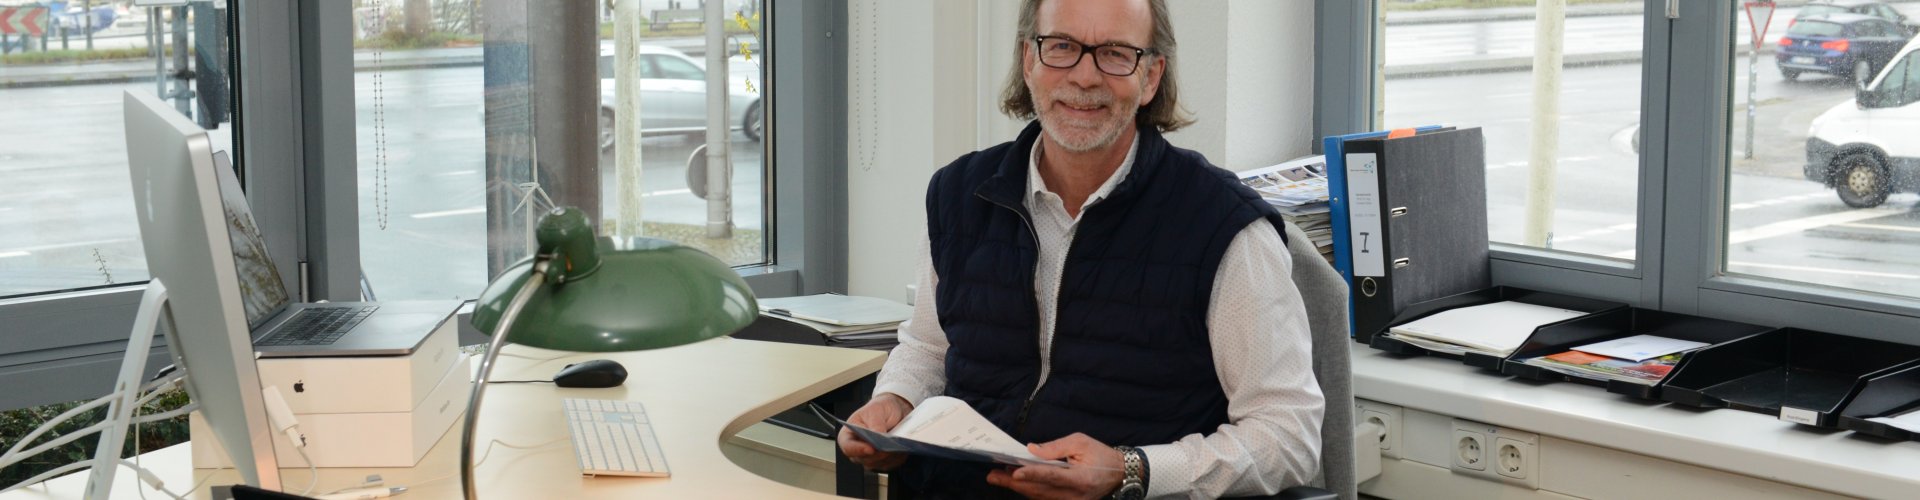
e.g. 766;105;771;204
1325;0;1920;335
0;4;236;299
1724;2;1920;300
1905;54;1920;104
349;1;769;302
1378;0;1645;260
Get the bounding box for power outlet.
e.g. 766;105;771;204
1450;419;1540;489
1451;427;1487;471
1355;399;1403;459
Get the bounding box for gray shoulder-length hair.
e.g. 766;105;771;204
998;0;1193;133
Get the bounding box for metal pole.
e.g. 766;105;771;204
84;0;93;51
703;0;732;238
615;0;644;237
153;7;165;99
1523;0;1566;248
1744;40;1758;159
172;5;190;117
460;258;550;500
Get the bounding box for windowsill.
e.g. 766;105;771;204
1351;348;1920;499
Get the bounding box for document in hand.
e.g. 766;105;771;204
821;396;1070;468
1385;301;1588;357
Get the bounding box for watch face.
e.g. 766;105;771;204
1116;482;1145;500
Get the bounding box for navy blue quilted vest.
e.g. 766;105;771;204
925;121;1286;447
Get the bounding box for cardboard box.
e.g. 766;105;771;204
192;353;471;468
255;319;460;414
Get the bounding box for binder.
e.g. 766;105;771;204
1339;127;1490;342
1325;125;1449;335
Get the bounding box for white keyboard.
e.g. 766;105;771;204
563;398;671;477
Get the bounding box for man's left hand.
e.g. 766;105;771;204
984;432;1127;500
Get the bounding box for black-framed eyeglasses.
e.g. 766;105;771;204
1032;36;1155;77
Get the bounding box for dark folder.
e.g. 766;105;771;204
1340;127;1490;343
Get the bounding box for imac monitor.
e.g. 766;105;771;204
123;91;284;490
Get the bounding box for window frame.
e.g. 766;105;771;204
0;2;304;412
1317;0;1920;338
0;1;850;411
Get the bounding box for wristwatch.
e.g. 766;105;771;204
1111;445;1148;500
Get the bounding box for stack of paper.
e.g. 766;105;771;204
758;294;914;349
1516;335;1710;385
1381;301;1589;357
1240;155;1333;261
1868;408;1920;435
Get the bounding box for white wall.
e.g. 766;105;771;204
846;0;1316;301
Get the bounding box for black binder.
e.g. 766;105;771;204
1340;127;1490;343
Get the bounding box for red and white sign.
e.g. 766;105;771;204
1745;1;1777;48
0;6;49;36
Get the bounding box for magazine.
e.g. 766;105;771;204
817;396;1071;468
1520;350;1686;385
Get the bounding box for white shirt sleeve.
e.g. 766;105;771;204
1139;218;1327;499
871;236;950;407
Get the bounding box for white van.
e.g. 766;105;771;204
1805;37;1920;207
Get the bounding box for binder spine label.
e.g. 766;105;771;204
1779;406;1819;426
1345;152;1386;277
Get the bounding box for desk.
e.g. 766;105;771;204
2;337;884;499
1351;348;1920;499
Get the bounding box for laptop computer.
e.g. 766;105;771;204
210;150;460;358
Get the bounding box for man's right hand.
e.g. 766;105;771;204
837;393;913;471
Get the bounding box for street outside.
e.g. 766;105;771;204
3;1;1919;301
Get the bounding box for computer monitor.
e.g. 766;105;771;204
123;91;284;490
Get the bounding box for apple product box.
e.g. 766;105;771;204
256;318;460;415
191;353;471;468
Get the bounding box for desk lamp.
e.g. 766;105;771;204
460;207;758;499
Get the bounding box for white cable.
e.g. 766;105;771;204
472;437;569;468
117;460;186;500
0;461;93;496
129;403;200;425
2;394;115;459
293;446;320;496
0;422;110;471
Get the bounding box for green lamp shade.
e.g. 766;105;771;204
469;213;758;352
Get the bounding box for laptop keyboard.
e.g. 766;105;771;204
257;306;379;346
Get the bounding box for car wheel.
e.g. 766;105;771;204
1833;152;1892;208
1851;60;1874;88
742;101;763;143
599;108;615;152
1781;68;1800;81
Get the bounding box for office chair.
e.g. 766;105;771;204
1270;220;1351;500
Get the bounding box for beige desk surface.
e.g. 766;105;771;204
3;337;885;500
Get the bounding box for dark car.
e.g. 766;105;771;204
1794;1;1917;36
1777;13;1912;86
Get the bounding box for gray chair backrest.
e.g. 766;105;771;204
1282;220;1355;500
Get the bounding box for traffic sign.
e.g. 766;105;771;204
0;6;48;37
1745;1;1776;48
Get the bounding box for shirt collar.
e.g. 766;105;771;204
1027;131;1141;211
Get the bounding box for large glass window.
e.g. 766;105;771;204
350;0;767;301
1380;0;1644;259
1724;1;1920;299
0;3;237;299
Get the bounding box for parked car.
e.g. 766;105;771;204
596;45;764;149
1793;1;1918;36
1804;38;1920;207
1776;13;1911;86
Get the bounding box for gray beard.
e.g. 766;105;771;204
1037;103;1134;153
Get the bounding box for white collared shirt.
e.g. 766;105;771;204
877;133;1325;499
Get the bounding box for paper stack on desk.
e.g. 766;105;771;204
758;294;913;350
1239;155;1333;261
1380;301;1588;357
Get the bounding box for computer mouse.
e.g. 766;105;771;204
552;359;628;388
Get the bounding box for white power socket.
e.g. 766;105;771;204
1356;399;1404;459
1450;419;1539;489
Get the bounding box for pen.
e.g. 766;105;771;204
315;486;406;500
